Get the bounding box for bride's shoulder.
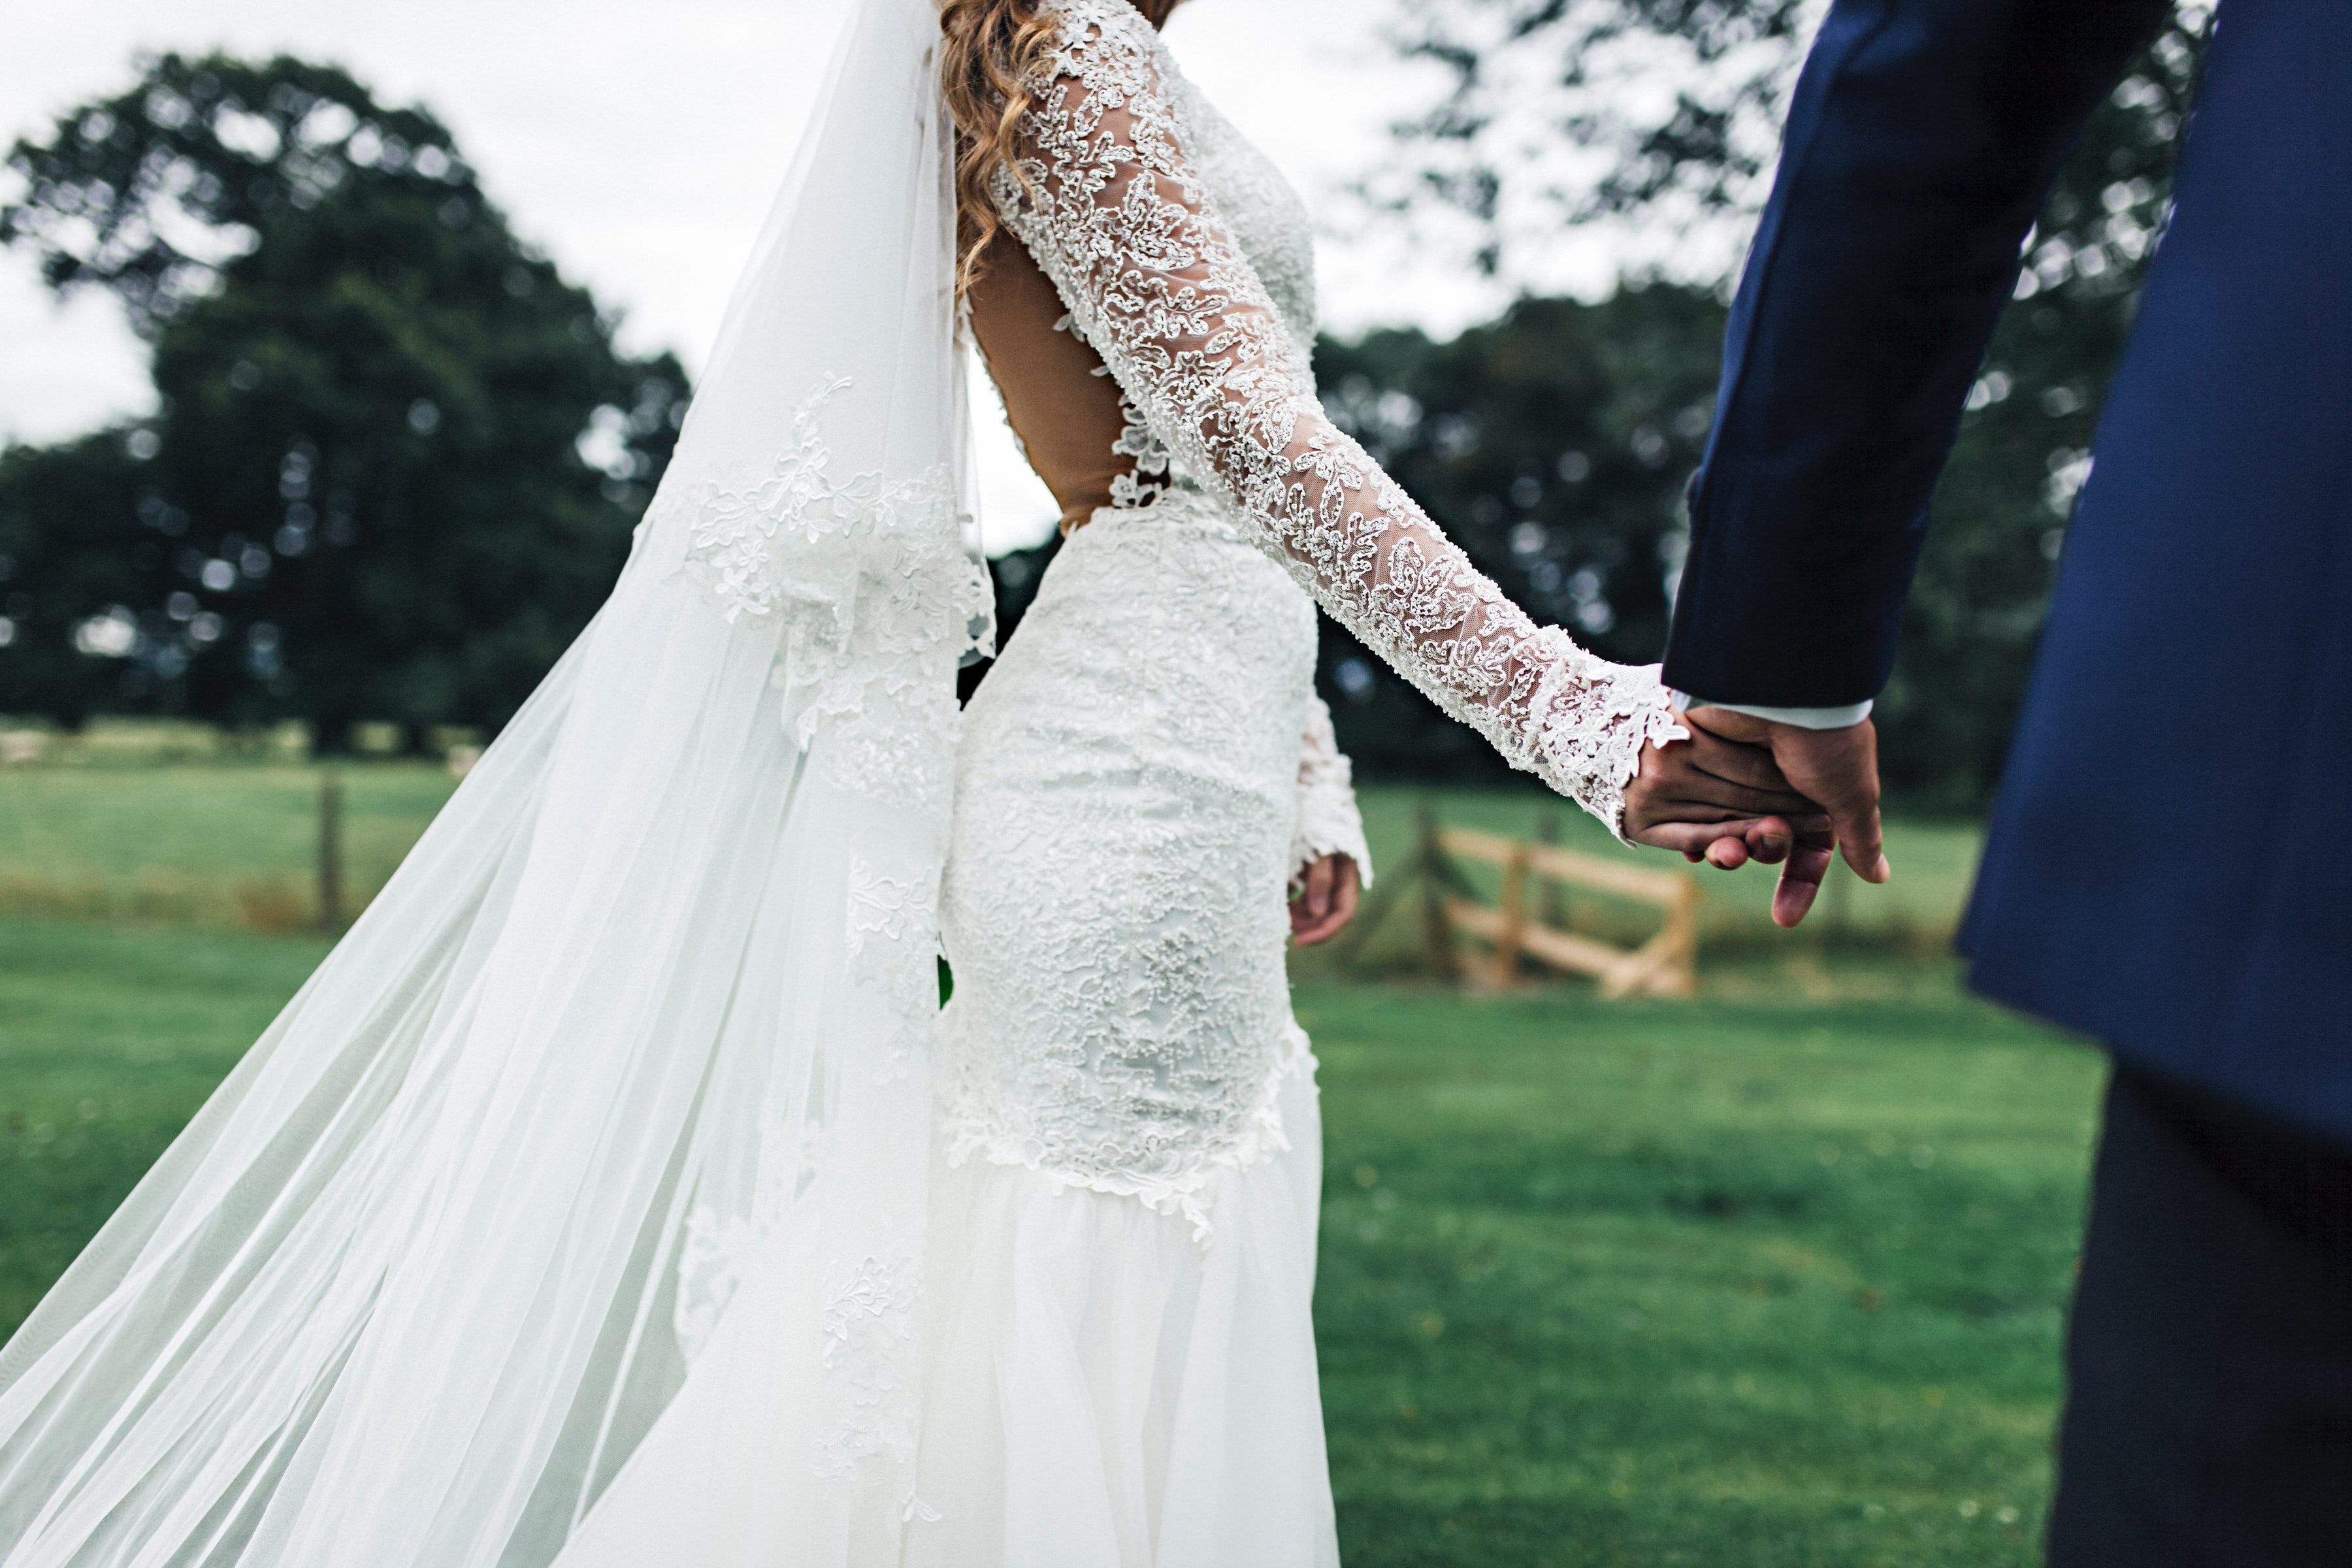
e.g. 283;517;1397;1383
1028;0;1164;66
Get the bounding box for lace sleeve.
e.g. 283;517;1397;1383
992;0;1686;838
1290;695;1372;894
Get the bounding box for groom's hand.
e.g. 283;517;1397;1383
1677;707;1891;927
1622;717;1831;872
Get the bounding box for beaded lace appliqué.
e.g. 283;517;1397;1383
995;0;1684;838
812;1243;923;1480
1290;695;1372;894
650;370;979;1492
660;373;993;815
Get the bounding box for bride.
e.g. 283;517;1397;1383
0;1;1816;1563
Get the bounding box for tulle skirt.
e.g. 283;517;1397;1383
554;1068;1337;1568
907;495;1341;1564
555;496;1343;1565
905;1062;1335;1567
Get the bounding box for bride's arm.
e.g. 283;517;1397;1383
993;0;1686;838
1290;695;1370;894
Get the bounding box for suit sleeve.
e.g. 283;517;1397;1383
1662;0;2172;707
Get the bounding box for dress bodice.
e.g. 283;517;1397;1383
1158;74;1317;355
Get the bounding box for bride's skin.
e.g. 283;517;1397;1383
1136;0;1821;944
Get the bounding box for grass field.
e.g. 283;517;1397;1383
0;751;1986;966
0;913;2102;1567
1305;975;2098;1567
0;761;455;930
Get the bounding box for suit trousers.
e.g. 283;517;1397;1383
2047;1063;2352;1567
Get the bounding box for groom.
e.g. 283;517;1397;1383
1657;0;2352;1562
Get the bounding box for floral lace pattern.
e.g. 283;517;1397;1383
995;0;1684;838
649;372;981;1488
657;373;994;815
847;858;945;1085
1061;310;1175;514
812;1242;923;1480
938;495;1325;1244
1290;695;1372;894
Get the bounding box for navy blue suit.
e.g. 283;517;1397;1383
1663;3;2352;1558
1665;0;2352;1145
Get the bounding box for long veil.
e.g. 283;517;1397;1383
0;1;987;1561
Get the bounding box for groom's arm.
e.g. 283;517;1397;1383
1661;0;2172;709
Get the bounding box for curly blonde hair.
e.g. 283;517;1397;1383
938;0;1179;297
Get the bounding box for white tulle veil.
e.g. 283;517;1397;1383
0;0;988;1560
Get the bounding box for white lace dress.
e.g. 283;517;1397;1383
904;4;1682;1561
918;489;1352;1561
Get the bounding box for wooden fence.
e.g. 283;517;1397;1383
1343;807;1700;998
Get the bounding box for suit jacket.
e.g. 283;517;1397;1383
1662;0;2352;1141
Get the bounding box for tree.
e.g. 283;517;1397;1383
1315;286;1728;779
1352;1;2212;799
1371;0;1816;283
0;54;686;743
0;434;150;727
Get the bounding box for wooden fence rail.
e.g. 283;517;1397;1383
1343;806;1700;998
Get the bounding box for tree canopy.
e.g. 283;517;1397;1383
0;54;684;743
1325;0;2213;800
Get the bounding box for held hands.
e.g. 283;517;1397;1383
1678;708;1889;926
1289;854;1360;947
1620;707;1889;928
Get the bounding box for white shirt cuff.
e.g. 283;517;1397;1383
1669;691;1874;730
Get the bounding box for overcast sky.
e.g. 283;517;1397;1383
0;0;1640;549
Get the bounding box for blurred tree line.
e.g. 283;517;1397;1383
0;55;683;747
1292;0;2209;804
7;7;2212;804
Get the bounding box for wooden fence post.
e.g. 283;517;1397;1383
316;770;344;934
1488;841;1531;990
1438;823;1701;998
1416;802;1458;982
1535;812;1568;931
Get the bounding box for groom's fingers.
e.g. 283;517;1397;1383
1749;716;1890;887
1676;719;1804;792
1741;814;1826;864
1702;782;1825;819
1772;832;1838;928
1633;812;1833;860
1657;764;1824;820
1838;806;1889;885
1635;817;1808;857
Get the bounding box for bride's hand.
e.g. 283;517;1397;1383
1289;854;1360;947
1622;719;1829;869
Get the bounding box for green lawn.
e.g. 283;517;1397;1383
0;754;1985;967
1303;975;2099;1567
0;761;456;928
0;921;331;1332
0;917;2102;1566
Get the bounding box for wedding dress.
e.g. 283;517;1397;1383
0;3;1680;1564
565;5;1682;1560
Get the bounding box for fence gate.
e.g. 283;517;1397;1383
1345;806;1700;998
